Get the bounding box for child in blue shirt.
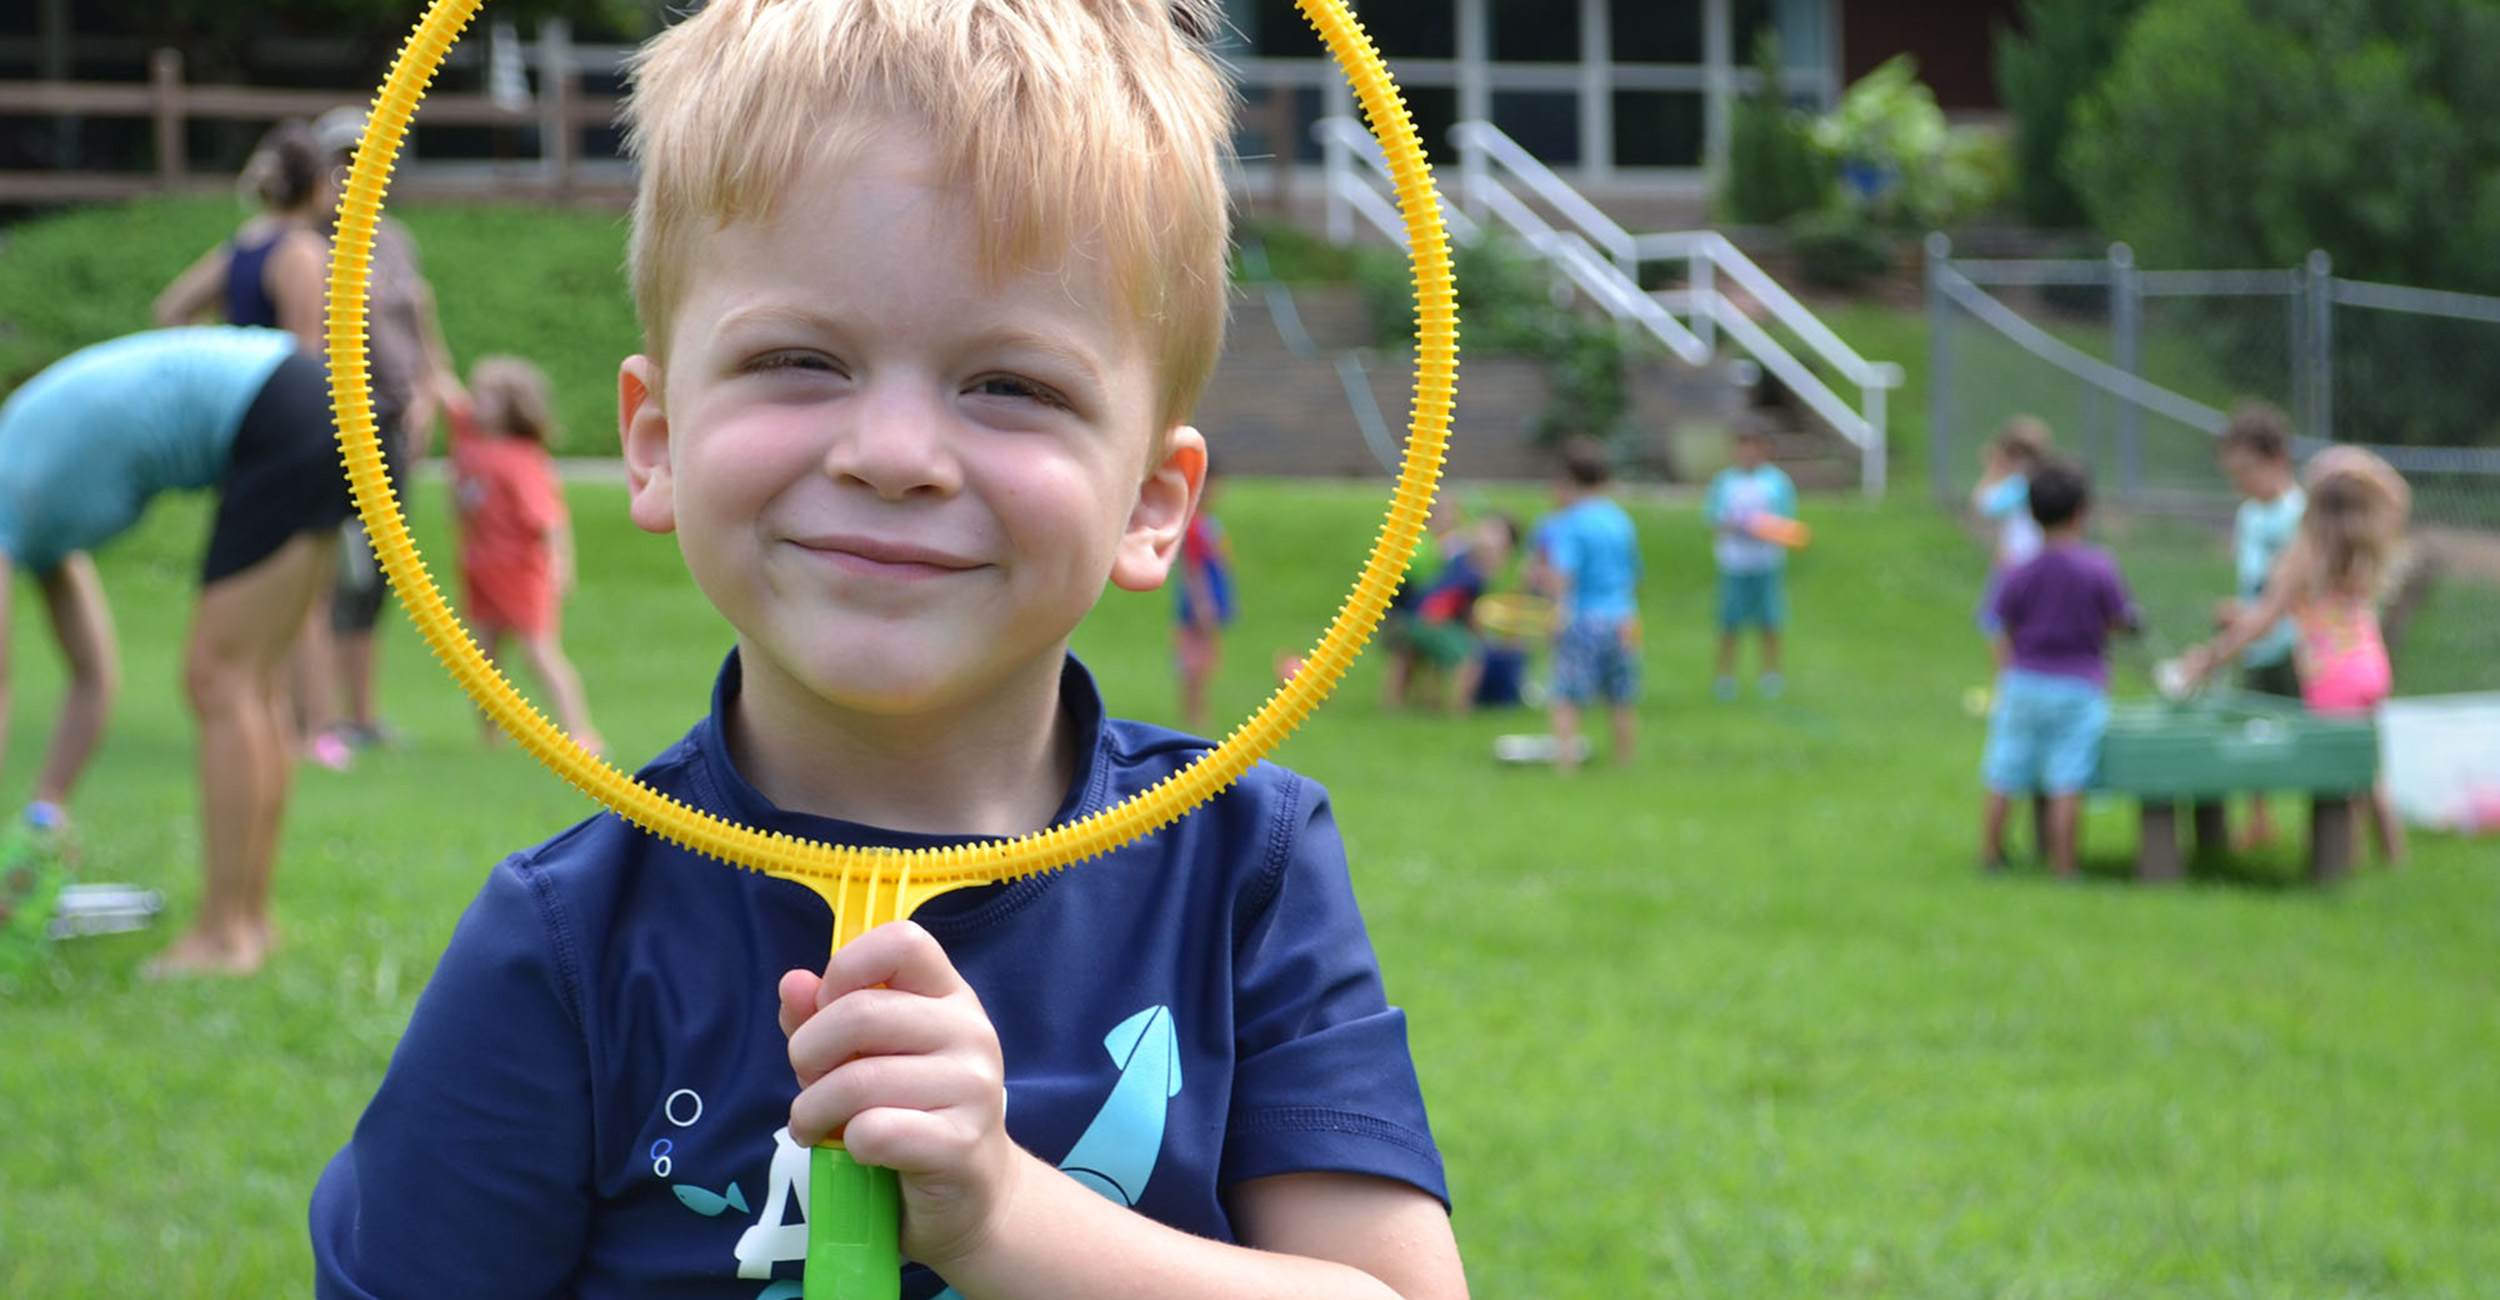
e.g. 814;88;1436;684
309;5;1462;1299
1704;419;1799;700
1536;438;1642;769
2213;402;2306;846
1981;458;2140;877
1971;416;2053;645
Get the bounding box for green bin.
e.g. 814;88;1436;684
2096;691;2378;798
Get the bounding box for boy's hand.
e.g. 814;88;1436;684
779;921;1022;1272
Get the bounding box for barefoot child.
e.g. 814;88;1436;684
312;4;1463;1296
448;356;603;758
1980;458;2140;876
2185;445;2411;864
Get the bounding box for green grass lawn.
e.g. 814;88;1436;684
2;478;2494;1297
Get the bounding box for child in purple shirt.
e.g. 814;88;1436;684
1981;458;2140;876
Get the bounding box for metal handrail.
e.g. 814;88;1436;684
1319;115;1905;495
1636;229;1903;394
1314;116;1479;250
1440;120;1898;494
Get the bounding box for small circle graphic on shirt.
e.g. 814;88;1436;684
664;1088;704;1127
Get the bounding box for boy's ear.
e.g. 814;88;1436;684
618;356;676;535
1109;424;1207;593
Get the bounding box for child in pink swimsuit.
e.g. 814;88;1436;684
2186;445;2410;861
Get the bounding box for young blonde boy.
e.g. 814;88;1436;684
310;4;1465;1298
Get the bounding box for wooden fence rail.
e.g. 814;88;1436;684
0;39;624;207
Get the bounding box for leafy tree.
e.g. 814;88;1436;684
1992;0;2145;228
1719;32;1830;227
2068;0;2500;292
2066;0;2500;444
89;0;658;86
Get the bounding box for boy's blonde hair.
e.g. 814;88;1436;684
621;0;1235;430
470;355;561;445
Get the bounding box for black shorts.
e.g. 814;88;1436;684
2239;657;2303;701
201;351;355;585
330;396;410;634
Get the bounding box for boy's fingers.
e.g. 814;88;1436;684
778;968;822;1039
815;920;969;1005
789;1053;999;1154
788;984;989;1082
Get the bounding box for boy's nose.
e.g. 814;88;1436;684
823;382;962;502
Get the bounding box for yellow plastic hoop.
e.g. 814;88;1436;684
325;0;1454;925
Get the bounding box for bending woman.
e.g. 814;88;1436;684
0;327;353;976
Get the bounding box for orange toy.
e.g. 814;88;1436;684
1745;515;1813;549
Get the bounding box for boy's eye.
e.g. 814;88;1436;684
970;374;1069;409
747;350;841;375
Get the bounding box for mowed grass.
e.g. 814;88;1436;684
1;477;2494;1297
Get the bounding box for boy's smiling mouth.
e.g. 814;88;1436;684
790;531;986;579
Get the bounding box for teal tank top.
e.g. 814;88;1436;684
0;326;297;572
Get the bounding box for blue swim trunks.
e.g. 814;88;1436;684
1717;569;1786;632
1981;668;2110;796
1550;616;1641;706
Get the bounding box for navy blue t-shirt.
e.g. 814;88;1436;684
311;653;1445;1299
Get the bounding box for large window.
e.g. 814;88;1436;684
1491;0;1577;62
1612;91;1705;168
1491;90;1579;164
1611;1;1702;64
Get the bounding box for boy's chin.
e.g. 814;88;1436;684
748;636;1057;721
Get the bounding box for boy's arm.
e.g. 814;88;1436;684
312;864;595;1299
781;929;1464;1300
1704;474;1734;531
783;787;1459;1300
2189;537;2310;679
1772;470;1798;521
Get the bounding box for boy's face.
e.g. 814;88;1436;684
619;125;1203;716
2219;445;2287;498
1734;434;1767;469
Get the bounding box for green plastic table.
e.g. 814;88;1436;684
2094;691;2381;883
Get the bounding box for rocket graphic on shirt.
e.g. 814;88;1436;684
708;1005;1182;1297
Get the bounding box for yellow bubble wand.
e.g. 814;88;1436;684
327;2;1453;1295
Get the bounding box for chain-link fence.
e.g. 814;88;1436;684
1924;237;2500;695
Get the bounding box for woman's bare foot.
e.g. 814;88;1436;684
140;925;268;979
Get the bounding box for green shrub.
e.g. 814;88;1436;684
1993;0;2146;229
1360;233;1635;450
2066;0;2500;444
1719;33;1831;227
1815;56;2007;229
1785;207;1895;290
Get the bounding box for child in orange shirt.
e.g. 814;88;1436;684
447;356;603;757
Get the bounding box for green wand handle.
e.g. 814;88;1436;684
806;1143;899;1300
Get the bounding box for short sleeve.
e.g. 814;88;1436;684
1223;782;1447;1206
1978;476;2026;520
1772;470;1798;519
312;863;596;1300
1989;565;2022;633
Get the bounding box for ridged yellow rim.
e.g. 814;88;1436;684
325;0;1456;941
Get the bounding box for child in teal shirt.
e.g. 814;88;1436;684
1705;420;1799;699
